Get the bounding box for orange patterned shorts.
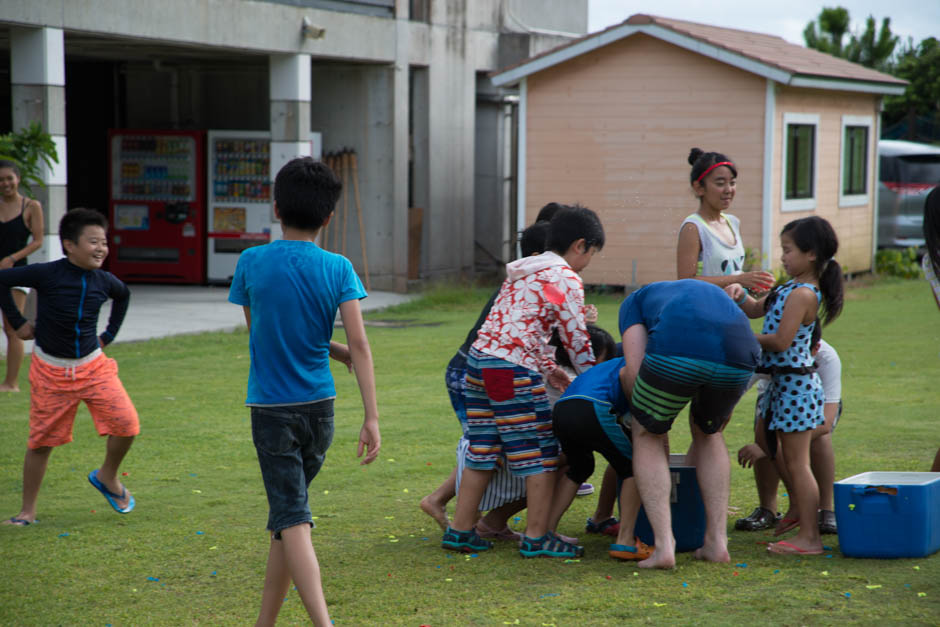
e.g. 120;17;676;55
28;350;140;450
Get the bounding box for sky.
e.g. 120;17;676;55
587;1;940;49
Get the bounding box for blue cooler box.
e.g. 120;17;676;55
834;471;940;558
634;454;705;552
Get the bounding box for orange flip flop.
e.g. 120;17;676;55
767;540;823;555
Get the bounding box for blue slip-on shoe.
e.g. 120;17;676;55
88;469;135;514
441;526;492;553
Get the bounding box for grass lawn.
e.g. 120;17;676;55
1;277;938;626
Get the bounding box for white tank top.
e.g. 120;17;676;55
680;213;745;277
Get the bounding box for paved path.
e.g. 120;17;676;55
3;285;415;353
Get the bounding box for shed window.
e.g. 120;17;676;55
781;113;819;212
786;124;815;199
839;115;873;207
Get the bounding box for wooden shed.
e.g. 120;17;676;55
491;14;907;285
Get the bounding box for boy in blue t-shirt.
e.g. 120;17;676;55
228;157;380;626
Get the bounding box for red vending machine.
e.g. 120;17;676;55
108;130;206;284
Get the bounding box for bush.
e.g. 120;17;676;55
875;247;923;278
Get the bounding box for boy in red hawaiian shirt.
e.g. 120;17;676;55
442;205;605;558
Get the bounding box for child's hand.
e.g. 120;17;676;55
547;368;571;392
737;443;765;468
15;322;34;340
329;341;353;372
724;283;746;304
357;419;381;465
584;304;598;323
741;270;776;293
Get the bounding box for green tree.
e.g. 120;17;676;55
882;37;940;133
803;7;898;71
803;6;851;56
845;15;899;71
0;122;59;196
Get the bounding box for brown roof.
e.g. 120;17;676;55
494;13;906;89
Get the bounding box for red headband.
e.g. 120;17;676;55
695;161;734;183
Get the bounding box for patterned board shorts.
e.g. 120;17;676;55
463;347;558;477
28;350;140;449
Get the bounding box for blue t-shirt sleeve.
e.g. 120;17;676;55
228;252;249;306
618;287;647;335
338;258;367;304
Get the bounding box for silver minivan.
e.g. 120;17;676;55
878;140;940;249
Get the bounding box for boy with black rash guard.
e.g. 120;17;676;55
0;208;139;526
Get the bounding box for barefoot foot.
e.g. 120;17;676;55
420;495;450;531
0;383;20;392
638;547;676;569
693;544;730;563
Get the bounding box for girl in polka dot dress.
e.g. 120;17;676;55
727;216;844;556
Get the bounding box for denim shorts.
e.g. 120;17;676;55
251;399;335;537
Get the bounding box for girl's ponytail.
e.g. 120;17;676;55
818;257;843;325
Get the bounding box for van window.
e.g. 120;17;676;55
882;155;940;193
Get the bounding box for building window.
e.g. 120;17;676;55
839;115;873;207
410;0;430;22
781;113;819;212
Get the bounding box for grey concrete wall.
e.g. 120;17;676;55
309;63;396;289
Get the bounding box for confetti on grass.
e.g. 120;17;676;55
58;533;69;538
866;585;882;590
147;577;160;582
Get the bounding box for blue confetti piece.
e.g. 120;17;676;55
470;553;478;558
540;593;559;598
782;493;788;497
513;517;522;523
735;563;748;568
436;566;441;569
826;554;833;558
147;577;159;582
773;569;780;574
823;546;831;551
682;582;688;587
190;473;198;477
421;537;429;541
196;531;204;535
211;571;217;576
845;592;851;598
58;533;69;537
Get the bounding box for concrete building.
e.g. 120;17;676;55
492;14;906;286
0;0;588;291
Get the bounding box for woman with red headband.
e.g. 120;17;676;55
676;148;774;291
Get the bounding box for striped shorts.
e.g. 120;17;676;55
631;353;754;435
463;347;558;477
455;436;527;510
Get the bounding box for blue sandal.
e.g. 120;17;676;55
88;469;135;514
519;531;584;559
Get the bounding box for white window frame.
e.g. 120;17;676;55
839;114;874;207
781;112;820;212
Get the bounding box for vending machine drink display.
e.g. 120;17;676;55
206;131;272;283
108;130;206;283
206;130;323;283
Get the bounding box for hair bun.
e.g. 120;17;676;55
688;147;704;166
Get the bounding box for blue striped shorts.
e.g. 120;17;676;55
631;353;754;435
463;347;558;477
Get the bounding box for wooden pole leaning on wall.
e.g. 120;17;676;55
341;149;349;257
349;150;371;291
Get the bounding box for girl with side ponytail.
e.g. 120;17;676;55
725;215;844;557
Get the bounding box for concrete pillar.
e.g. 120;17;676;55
268;53;312;241
391;5;410;291
10;26;67;262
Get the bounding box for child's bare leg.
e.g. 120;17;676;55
263;524;331;626
591;464;618;523
522;471;555;539
777;431;822;551
754;458;780;512
420;466;456;531
614;477;641;546
95;435;134;509
256;534;292;627
479;498;525;530
451;467;492;531
3;446;52;525
0;293;26;391
546;474;579;533
932;448;940;472
631;421;675;569
810;432;835;511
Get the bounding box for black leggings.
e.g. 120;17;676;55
552;398;633;484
